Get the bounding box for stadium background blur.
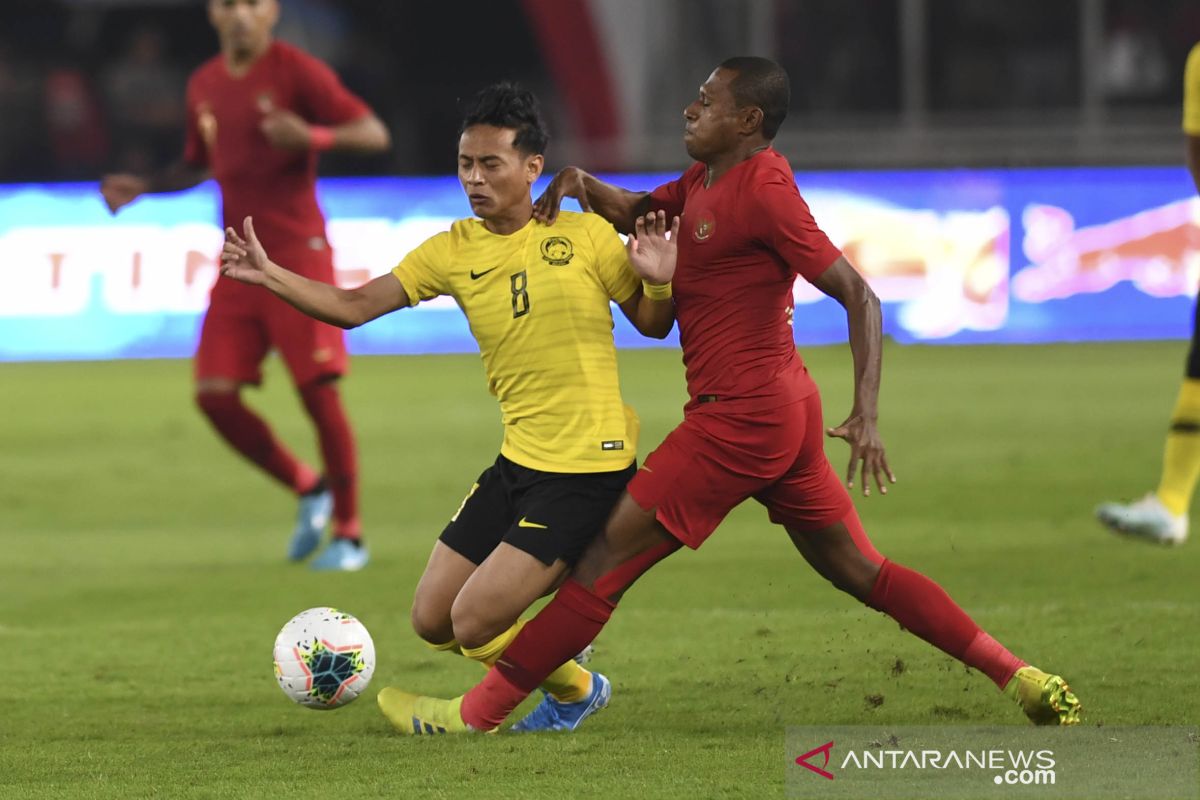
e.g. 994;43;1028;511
2;0;1198;180
4;2;1199;798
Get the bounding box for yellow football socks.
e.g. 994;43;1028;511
459;620;524;666
460;620;592;704
424;638;463;656
1156;379;1200;516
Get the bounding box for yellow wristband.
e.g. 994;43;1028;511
642;280;672;301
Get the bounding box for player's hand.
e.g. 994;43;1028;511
626;210;681;285
220;216;272;285
259;102;313;151
826;413;896;497
533;166;590;225
99;173;147;214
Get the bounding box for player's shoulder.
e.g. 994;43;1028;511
552;210;620;246
549;209;597;231
397;224;457;270
746;149;799;194
268;39;337;76
749;148;795;179
1188;42;1200;80
447;217;475;234
679;161;707;186
443;217;490;247
188;53;225;88
270;39;320;64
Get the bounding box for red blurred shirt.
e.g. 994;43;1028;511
184;40;368;265
649;149;842;413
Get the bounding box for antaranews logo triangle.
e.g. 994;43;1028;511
795;741;836;780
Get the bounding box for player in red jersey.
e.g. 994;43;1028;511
378;57;1082;733
100;0;390;570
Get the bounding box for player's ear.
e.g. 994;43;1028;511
526;153;544;184
739;106;764;137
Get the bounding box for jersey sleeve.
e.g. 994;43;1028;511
391;232;452;306
647;163;702;219
182;76;207;168
292;49;371;125
584;215;640;304
750;176;842;282
1185;43;1200;136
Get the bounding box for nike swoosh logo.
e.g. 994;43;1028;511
470;266;498;280
517;517;548;529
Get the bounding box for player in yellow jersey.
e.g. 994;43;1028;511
1097;42;1200;545
219;83;677;732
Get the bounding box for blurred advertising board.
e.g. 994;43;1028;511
1;167;1197;361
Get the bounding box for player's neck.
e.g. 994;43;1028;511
704;141;771;187
483;203;534;236
223;38;273;77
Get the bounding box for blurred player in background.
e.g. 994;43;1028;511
1095;42;1200;546
100;0;390;570
379;57;1082;734
220;83;675;731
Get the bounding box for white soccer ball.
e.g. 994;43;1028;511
272;607;375;710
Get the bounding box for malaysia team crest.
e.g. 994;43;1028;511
693;212;716;242
540;236;574;266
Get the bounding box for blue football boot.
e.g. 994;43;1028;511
510;672;611;732
310;537;369;572
288;485;332;561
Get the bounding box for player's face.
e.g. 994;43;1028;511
208;0;278;58
457;125;544;219
683;68;743;162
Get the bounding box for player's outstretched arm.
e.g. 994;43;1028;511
221;216;409;328
259;103;390;154
811;256;897;497
100;162;211;214
618;211;680;339
534;166;650;233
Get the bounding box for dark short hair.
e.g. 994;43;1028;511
459;82;549;156
718;56;790;139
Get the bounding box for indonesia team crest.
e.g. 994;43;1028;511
541;236;574;265
693;212;716;242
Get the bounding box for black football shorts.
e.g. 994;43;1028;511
439;454;636;567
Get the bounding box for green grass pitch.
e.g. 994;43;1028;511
2;342;1197;798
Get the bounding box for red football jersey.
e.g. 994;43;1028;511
184;40;369;262
649;149;842;412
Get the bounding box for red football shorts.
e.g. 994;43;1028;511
194;249;347;387
627;390;853;548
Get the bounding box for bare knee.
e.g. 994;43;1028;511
194;380;240;415
788;524;882;602
410;596;455;646
831;555;881;601
450;595;512;651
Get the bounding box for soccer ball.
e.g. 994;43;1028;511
272;607;375;710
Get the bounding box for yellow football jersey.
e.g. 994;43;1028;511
1185;42;1200;135
391;211;641;473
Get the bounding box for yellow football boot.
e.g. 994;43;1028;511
1004;666;1082;726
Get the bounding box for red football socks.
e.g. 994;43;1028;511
461;580;614;731
299;381;360;540
866;559;1024;688
196;391;316;492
